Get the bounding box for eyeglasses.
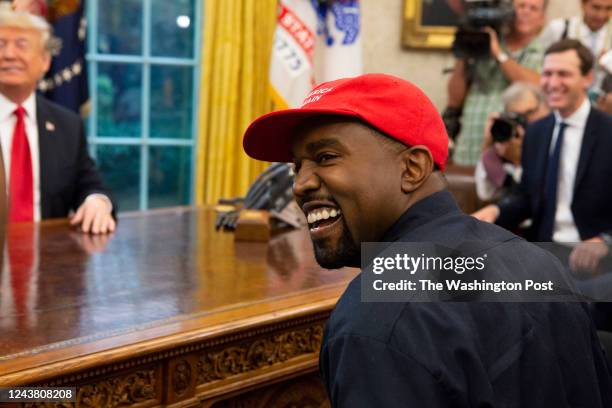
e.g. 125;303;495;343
512;104;540;119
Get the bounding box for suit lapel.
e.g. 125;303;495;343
36;96;53;219
530;116;555;220
574;109;598;192
535;115;556;182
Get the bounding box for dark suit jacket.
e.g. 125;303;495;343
497;107;612;241
36;95;114;219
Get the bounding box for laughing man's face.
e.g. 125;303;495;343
291;119;408;269
541;49;592;118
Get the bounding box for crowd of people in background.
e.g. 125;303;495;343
446;0;612;204
449;0;612;164
446;0;612;329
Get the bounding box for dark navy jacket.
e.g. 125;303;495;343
320;190;612;407
37;96;115;219
497;108;612;241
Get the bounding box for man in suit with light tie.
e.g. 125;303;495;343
474;39;612;278
0;4;115;233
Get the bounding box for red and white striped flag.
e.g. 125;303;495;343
270;0;362;109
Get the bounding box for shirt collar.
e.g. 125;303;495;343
22;93;36;121
579;18;611;36
381;190;462;242
0;92;37;122
502;35;542;57
554;97;590;129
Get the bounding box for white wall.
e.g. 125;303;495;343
361;0;581;110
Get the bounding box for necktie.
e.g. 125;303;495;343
538;122;567;241
9;106;33;222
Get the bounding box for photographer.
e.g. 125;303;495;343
447;0;548;166
475;82;549;201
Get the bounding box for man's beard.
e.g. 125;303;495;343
312;218;360;269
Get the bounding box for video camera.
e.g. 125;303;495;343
490;112;527;143
451;0;515;59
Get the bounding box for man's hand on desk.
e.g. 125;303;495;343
569;237;610;274
70;195;116;234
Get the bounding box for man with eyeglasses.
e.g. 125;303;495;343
475;82;549;202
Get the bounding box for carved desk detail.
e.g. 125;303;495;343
197;323;324;384
18;314;331;407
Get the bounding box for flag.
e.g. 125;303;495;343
37;0;89;115
269;0;362;109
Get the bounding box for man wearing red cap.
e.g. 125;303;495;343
243;73;612;406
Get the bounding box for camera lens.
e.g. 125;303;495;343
452;29;491;59
491;118;515;143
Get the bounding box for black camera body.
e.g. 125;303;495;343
491;112;528;143
451;0;515;59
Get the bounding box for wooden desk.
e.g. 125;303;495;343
0;208;358;407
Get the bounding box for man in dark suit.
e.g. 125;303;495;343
0;5;114;233
474;39;612;273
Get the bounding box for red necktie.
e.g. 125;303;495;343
9;106;33;222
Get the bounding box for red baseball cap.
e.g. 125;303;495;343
243;73;449;171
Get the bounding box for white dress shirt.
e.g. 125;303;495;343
474;158;522;202
550;98;591;243
0;92;42;221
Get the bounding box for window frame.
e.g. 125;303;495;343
86;0;202;211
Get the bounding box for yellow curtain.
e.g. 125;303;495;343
195;0;278;205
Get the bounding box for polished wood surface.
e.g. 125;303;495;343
0;144;6;266
0;207;357;394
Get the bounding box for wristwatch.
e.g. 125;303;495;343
496;52;509;64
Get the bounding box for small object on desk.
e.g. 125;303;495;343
234;210;271;242
270;201;306;229
214;204;236;213
216;163;295;232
